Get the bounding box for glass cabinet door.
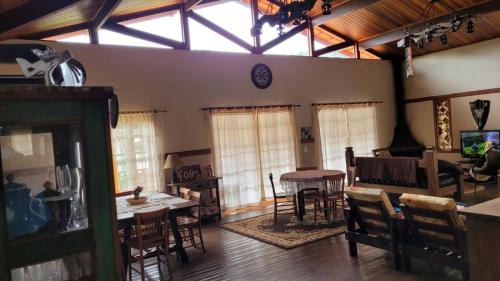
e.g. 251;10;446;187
0;123;88;241
10;252;92;281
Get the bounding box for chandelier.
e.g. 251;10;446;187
251;0;332;37
398;0;480;77
397;0;479;49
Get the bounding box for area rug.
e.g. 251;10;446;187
219;211;346;250
463;182;486;194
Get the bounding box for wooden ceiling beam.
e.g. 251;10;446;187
187;10;254;52
312;0;381;26
103;22;186;49
0;0;81;34
360;0;500;49
184;0;203;11
92;0;122;30
258;22;308;53
314;40;354;57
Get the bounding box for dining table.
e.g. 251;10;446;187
280;169;344;220
116;192;198;268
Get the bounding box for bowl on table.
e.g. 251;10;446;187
126;196;148;205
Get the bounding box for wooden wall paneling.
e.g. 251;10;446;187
405;87;500;104
0;0;81;34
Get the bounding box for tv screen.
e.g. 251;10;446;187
460;130;500;158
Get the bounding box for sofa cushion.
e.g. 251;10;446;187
345;187;396;217
399;193;465;232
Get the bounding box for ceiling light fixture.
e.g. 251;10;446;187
251;0;332;37
397;0;481;77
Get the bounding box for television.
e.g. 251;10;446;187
460;130;500;158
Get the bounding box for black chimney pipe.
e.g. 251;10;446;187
388;60;425;157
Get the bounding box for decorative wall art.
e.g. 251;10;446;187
434;97;453;151
300;127;312;139
469;99;490;130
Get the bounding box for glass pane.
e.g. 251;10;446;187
1;124;89;240
122;11;183;42
11;252;92;281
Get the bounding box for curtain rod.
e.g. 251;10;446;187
120;109;168;114
311;101;383;106
202;104;301;111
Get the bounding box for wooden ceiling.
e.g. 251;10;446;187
1;0;500;59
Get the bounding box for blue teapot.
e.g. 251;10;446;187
4;174;51;239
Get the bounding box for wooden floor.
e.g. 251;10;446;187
131;209;461;281
131;183;498;281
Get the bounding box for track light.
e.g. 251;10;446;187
426;32;433;43
451;18;461;32
467;16;474;33
440;34;447;45
404;36;411;48
417;40;425;48
322;0;332;15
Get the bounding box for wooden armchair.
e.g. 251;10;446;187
344;187;401;270
399;194;469;281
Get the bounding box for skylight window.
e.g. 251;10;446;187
48;1;359;59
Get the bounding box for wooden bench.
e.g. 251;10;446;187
345;147;463;199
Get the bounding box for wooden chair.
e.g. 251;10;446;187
344;187;401;270
313;173;346;224
269;173;298;223
177;191;206;253
399;194;469;281
295;167;320;216
127;207;172;281
179;187;191;200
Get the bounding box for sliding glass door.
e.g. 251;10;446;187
316;104;378;171
210;108;297;209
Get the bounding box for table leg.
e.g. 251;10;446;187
168;209;190;263
215;185;222;220
297;191;305;221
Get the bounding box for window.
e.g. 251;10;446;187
316;104;378;171
111;112;165;192
11;129;33;156
210;107;297;209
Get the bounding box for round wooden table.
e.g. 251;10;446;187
280;169;344;220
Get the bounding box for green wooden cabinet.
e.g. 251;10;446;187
0;86;119;281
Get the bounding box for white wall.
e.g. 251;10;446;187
404;38;500;160
2;40;396;168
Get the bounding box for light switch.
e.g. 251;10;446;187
304;146;308;153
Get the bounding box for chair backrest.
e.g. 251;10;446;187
269;173;278;199
323;173;345;196
189;191;202;219
345;187;397;237
179;187;191;200
133;207;169;246
399;193;465;251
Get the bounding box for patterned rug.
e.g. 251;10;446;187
219;211;346;250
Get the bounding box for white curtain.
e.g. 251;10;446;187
210;107;297;209
210;112;262;209
316;104;378;171
111;112;165;192
258;109;297;197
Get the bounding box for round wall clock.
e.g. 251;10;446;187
251;63;272;89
